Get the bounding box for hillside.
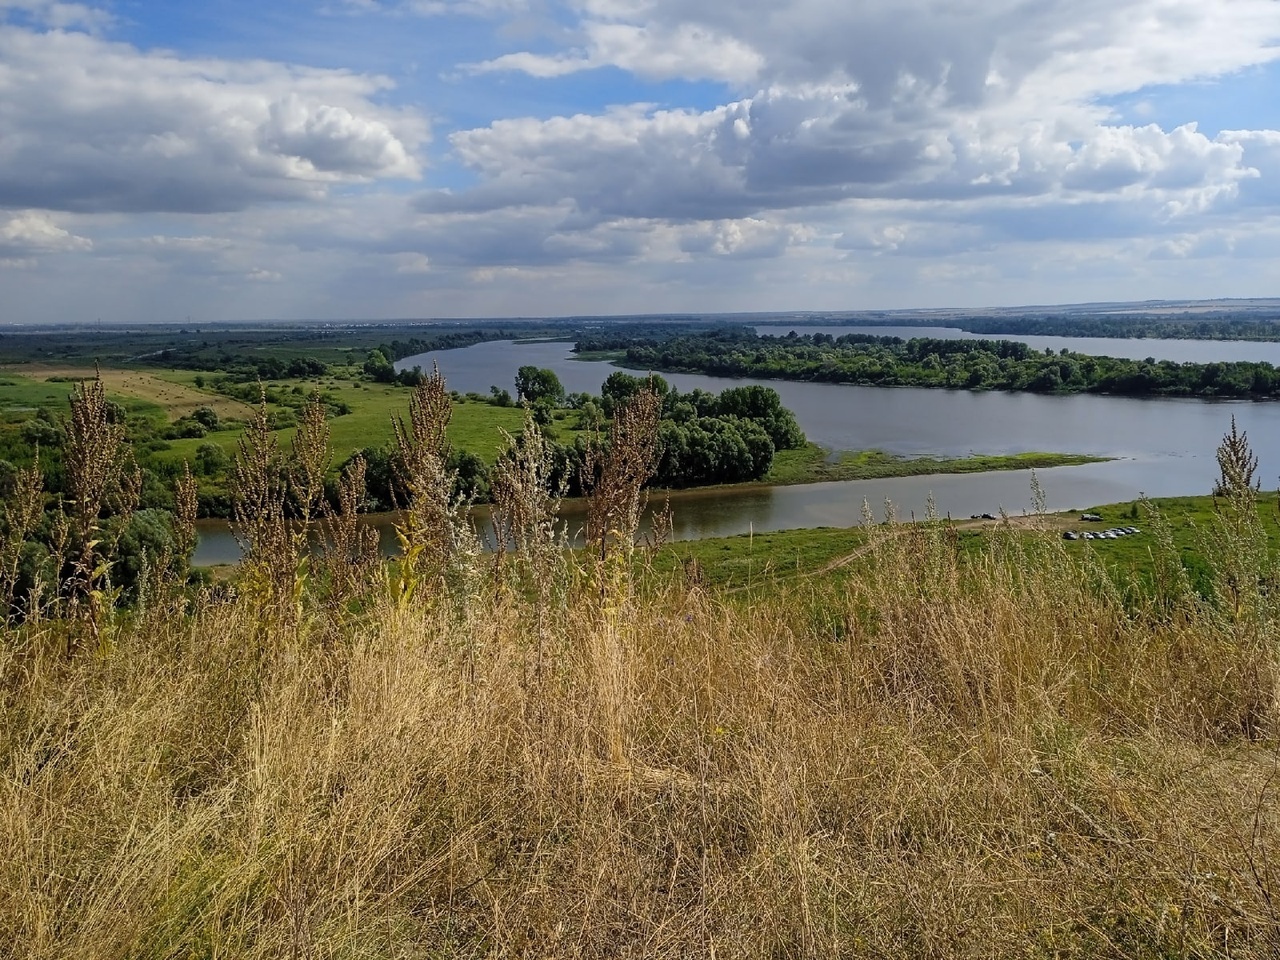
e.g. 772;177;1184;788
1;378;1278;958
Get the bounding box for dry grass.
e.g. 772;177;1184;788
0;366;254;420
2;511;1279;959
3;398;1280;958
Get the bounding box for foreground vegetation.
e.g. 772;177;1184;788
2;374;1279;957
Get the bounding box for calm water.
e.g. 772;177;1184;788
192;459;1193;566
185;335;1280;565
394;338;1276;465
755;324;1280;364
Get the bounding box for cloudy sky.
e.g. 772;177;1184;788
1;0;1279;322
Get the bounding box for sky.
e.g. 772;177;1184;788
2;0;1280;323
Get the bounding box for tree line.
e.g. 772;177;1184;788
352;371;807;509
618;330;1280;398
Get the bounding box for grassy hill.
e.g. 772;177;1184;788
3;372;1278;957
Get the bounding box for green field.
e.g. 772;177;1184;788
155;379;552;470
0;375;76;412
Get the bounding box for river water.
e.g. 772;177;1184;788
191;335;1280;565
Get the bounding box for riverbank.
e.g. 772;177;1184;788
649;491;1280;594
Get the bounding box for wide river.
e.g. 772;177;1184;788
191;334;1280;564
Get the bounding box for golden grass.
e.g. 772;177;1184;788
2;512;1279;958
0;365;254;420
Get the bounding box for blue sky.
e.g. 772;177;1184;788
2;0;1280;322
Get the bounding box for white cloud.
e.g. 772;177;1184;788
436;92;1261;226
6;0;1280;320
393;252;433;273
472;21;764;83
0;25;426;214
0;211;92;257
0;0;110;30
678;217;803;259
342;0;528;17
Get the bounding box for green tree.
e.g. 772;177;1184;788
191;406;220;431
194;441;229;477
514;366;565;405
363;349;396;383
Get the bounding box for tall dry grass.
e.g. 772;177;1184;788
1;507;1278;958
2;391;1280;957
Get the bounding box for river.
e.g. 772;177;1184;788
190;335;1280;565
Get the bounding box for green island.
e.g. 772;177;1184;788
5;324;1280;958
756;309;1280;341
591;327;1280;397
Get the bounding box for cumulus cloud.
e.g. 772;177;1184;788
383;0;1280;300
433;93;1261;228
1221;130;1280;206
0;25;426;214
435;0;1280;247
473;0;1280;98
678;218;804;259
0;211;92;258
7;0;1280;319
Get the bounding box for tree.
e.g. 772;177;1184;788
194;441;229;477
191;406;220;431
601;372;667;416
514;366;565;405
363;349;396;383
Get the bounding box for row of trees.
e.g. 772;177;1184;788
620;331;1280;398
957;315;1280;342
349;372;807;508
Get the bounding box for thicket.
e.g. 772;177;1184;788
350;373;807;510
759;314;1280;341
621;330;1280;397
2;385;1279;956
957;315;1280;341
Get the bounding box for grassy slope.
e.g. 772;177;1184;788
0;369;572;469
5;511;1279;956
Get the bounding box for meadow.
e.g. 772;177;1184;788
1;375;1278;958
